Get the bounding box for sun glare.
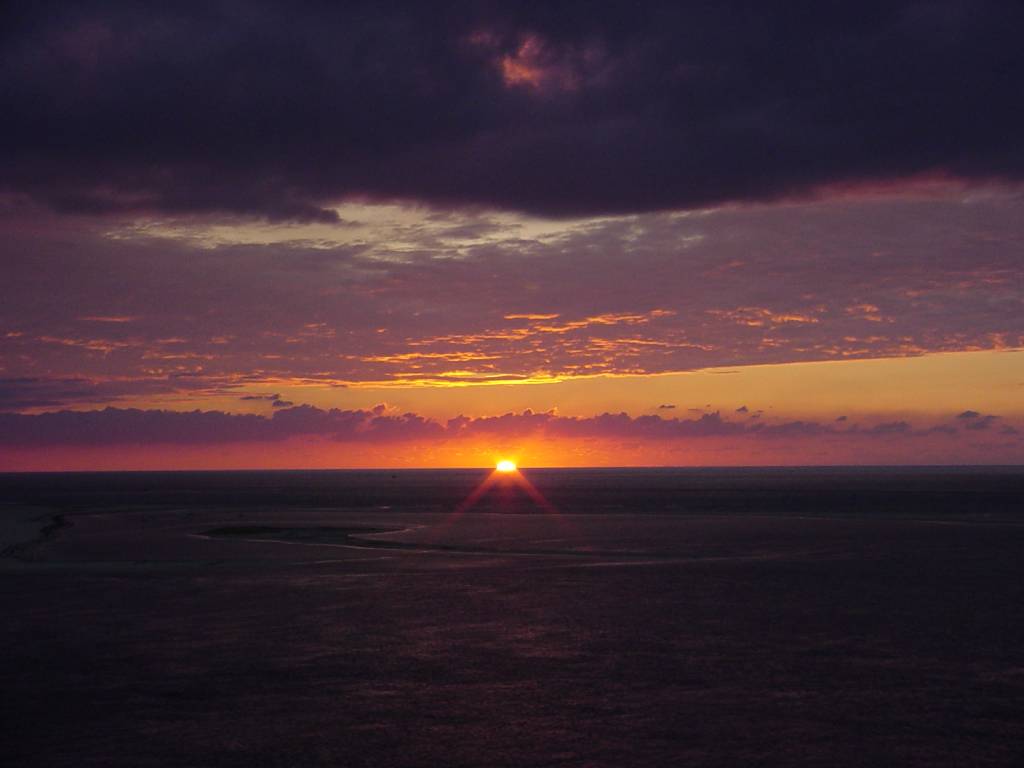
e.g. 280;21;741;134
496;459;517;473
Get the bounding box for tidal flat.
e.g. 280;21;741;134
2;468;1024;766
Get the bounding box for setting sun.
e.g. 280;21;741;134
496;460;517;473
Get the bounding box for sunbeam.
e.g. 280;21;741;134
452;464;559;517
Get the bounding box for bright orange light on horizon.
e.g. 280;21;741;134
496;459;517;472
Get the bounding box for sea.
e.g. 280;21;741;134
2;467;1023;766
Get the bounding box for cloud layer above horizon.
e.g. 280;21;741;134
1;402;1020;470
3;403;1017;446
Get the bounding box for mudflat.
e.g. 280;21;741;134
2;468;1023;766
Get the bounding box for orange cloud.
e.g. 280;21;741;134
707;307;821;327
498;35;578;91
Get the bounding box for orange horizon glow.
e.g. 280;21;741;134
48;349;1024;424
3;353;1023;472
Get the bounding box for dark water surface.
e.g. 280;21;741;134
2;468;1024;766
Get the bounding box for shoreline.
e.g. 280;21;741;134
0;508;68;560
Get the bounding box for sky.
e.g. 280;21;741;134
1;0;1022;469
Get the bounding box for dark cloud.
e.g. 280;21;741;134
964;415;999;431
923;424;958;436
657;404;675;410
867;421;912;435
751;420;830;439
735;405;748;413
0;377;105;410
0;405;1011;448
0;406;444;446
2;1;1023;219
948;411;999;431
240;393;282;402
0;375;190;410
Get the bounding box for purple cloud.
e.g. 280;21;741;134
2;2;1023;220
2;190;1021;401
0;406;1017;450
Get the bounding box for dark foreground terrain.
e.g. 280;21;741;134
2;468;1024;766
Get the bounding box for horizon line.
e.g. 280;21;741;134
3;464;1024;475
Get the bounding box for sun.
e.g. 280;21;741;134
495;459;517;473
